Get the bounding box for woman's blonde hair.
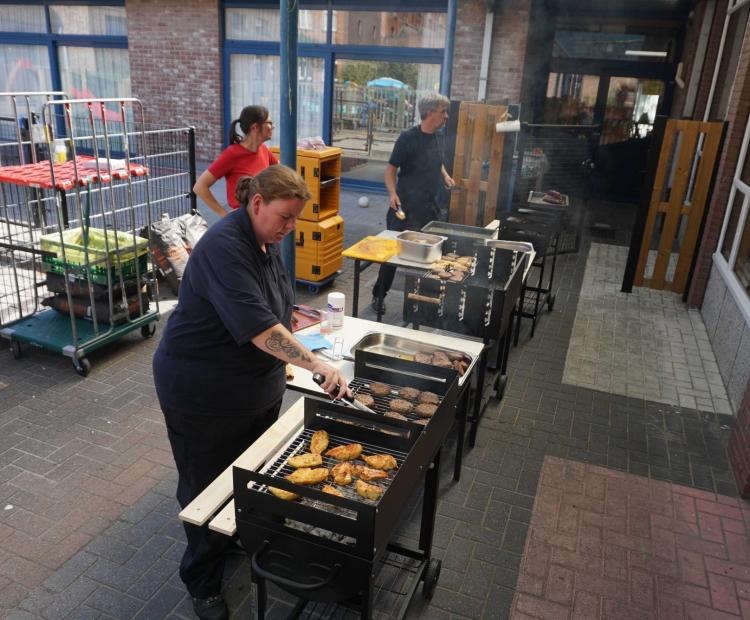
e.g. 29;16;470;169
235;165;311;207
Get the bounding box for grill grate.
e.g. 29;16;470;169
348;377;443;425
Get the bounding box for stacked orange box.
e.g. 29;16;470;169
271;146;344;283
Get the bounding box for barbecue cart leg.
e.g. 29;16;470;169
469;353;488;447
254;575;267;619
360;582;374;620
546;233;559;311
419;449;441;553
453;388;468;481
352;259;361;318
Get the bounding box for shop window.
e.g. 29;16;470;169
229;54;324;142
721;190;745;261
552;27;674;63
225;8;326;44
0;5;46;33
735;215;750;292
49;5;127;36
331;11;445;47
0;44;52;117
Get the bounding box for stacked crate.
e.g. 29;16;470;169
272;147;344;285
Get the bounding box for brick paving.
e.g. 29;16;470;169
0;195;744;619
512;455;750;619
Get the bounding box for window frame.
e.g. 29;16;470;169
0;1;128;99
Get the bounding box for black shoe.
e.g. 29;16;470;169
370;297;386;315
192;595;228;620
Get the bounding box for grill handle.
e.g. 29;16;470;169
251;540;342;591
407;292;441;305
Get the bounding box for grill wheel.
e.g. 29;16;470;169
422;558;441;599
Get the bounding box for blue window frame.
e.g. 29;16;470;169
0;1;128;102
223;0;448;191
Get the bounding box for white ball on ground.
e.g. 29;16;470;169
358;196;369;208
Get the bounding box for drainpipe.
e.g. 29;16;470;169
478;8;495;101
441;0;458;95
279;0;298;286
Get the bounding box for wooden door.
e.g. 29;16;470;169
634;119;724;293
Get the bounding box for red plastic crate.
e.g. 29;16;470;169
0;156;147;190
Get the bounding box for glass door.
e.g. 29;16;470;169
543;72;600;125
600;76;664;145
332;59;440;183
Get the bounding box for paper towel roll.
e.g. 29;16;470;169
495;120;521;134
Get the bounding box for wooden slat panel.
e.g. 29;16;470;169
651;120;700;289
465;106;487;227
634;120;678;286
449;104;471;223
672;122;725;292
484;117;506;225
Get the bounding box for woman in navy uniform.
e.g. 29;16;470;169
153;165;350;620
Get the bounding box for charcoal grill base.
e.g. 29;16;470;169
286;546;436;620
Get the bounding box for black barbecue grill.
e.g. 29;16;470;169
403;245;528;456
234;356;458;619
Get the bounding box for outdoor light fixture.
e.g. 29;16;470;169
625;50;668;57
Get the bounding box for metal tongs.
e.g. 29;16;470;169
312;373;376;414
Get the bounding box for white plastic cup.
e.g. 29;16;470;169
327;292;345;330
319;309;332;334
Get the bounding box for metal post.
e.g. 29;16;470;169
279;0;298;288
440;0;458;96
187;127;197;214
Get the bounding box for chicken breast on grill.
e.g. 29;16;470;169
268;486;299;501
356;479;383;500
288;453;323;468
309;430;329;455
322;484;344;498
362;454;398;471
285;467;329;485
325;443;363;461
331;462;354;485
353;464;388;481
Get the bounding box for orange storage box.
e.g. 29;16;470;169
295;214;344;282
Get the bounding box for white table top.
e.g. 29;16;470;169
288;315;484;393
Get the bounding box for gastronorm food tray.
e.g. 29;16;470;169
527;190;569;207
348;332;473;367
396;231;446;263
421;221;498;241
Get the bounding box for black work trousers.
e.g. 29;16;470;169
161;399;281;598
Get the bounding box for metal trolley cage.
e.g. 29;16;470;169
0;93;195;375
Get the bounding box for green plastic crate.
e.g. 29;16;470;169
42;252;148;285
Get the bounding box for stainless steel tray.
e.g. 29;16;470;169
421;221;498;240
348;332;474;367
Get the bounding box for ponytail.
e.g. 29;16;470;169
228;105;270;144
229;119;242;144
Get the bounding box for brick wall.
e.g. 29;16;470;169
728;381;750;496
694;0;730;120
450;0;532;104
126;0;223;162
687;7;750;308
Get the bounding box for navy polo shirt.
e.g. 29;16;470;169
154;207;294;414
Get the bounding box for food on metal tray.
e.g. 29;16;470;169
310;429;329;454
331;462;354;485
446;350;465;361
288;453;323;468
322;484;344;497
384;411;408;421
355;393;375;408
353;464;389;481
369;382;392;397
415;353;433;365
363;454;398;471
437;270;452;279
449;273;464;282
325;443;363;461
432;356;453;369
398;386;421;400
414;403;437;417
389;399;414;414
268;486;299;501
419;391;440;405
286;467;329;485
453;360;469;375
356;479;383;500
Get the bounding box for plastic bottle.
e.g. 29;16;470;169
327;292;345;330
54;140;67;163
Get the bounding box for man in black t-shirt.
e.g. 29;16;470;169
372;93;455;314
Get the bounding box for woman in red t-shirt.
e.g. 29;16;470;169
193;105;279;217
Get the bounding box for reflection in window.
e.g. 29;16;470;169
735;214;750;293
553;30;673;62
225;8;326;43
721;191;745;261
229;54;324;143
0;45;52;116
0;5;46;32
332;11;445;47
49;5;127;36
544;73;599;125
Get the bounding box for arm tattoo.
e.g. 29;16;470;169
266;330;312;363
